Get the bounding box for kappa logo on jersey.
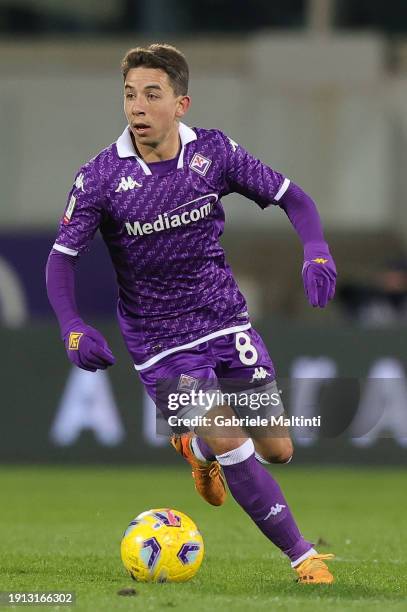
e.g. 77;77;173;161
63;195;76;225
125;193;218;237
177;374;199;392
115;176;142;192
75;173;85;192
251;367;270;383
236;310;249;319
189;153;212;176
263;503;286;520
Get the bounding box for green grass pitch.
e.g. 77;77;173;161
0;465;406;611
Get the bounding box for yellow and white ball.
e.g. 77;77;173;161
121;508;204;582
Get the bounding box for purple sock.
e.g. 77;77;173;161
192;436;216;462
217;439;313;564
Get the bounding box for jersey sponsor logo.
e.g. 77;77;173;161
250;367;270;383
68;331;83;350
63;195;76;225
125;193;218;237
263;503;286;520
75;173;85;192
189;153;212;176
115;176;142;192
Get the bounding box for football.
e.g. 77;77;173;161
120;508;204;582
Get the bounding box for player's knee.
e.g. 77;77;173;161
203;437;248;457
263;440;294;464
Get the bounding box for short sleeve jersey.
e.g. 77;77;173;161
53;123;290;369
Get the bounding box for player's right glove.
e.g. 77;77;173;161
302;242;337;308
63;320;116;372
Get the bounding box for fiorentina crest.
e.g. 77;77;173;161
189;153;212;176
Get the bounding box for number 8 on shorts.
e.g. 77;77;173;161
235;332;259;366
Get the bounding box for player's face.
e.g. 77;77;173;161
124;67;190;150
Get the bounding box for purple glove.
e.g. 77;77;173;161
64;320;115;372
302;242;337;308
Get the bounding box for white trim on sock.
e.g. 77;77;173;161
190;436;210;464
291;547;318;568
255;451;271;465
216;439;255;466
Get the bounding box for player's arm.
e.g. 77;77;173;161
218;131;336;308
46;165;115;371
278;183;336;308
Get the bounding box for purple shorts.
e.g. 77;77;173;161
138;327;284;433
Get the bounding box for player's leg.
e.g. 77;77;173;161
250;413;294;464
183;331;293;470
138;348;227;506
193;329;334;582
187;421;294;465
195;410;333;583
170;431;226;506
215;329;294;465
254;435;294;464
194;412;315;567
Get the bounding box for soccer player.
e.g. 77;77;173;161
46;44;337;583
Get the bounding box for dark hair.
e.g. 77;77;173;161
121;44;189;96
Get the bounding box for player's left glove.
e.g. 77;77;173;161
302;242;337;308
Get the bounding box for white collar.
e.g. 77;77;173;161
115;122;197;175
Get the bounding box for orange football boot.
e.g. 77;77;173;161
295;553;335;584
171;433;226;506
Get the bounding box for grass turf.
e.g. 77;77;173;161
0;465;406;611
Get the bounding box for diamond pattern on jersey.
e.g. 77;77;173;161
54;126;287;365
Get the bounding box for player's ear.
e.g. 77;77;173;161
175;95;191;119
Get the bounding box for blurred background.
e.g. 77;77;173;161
1;0;406;465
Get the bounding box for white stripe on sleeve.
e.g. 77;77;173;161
52;243;78;256
274;178;291;202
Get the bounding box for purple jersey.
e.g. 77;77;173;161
53;123;290;369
